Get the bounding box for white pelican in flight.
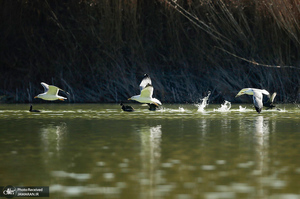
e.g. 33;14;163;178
34;82;69;101
235;88;270;113
128;74;162;106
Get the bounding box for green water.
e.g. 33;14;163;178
0;103;300;199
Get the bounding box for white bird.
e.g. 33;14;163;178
128;74;162;106
235;88;270;113
34;82;69;101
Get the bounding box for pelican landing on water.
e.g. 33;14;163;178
128;74;162;106
235;88;278;113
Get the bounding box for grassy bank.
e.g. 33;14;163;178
0;0;299;103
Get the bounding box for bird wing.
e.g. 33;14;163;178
47;85;60;95
253;91;263;110
252;88;270;96
44;82;69;95
261;89;270;96
41;82;49;93
269;92;277;103
140;84;153;98
139;74;152;92
57;86;69;95
151;98;162;105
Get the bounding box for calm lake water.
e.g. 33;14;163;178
0;103;300;199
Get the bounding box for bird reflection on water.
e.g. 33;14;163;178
139;125;162;199
40;123;67;153
0;103;299;198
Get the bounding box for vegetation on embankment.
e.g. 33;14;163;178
1;0;299;103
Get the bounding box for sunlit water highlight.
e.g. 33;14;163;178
0;103;300;199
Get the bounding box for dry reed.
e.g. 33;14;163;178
0;0;299;103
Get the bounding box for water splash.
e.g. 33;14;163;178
178;107;185;112
156;106;166;112
195;91;211;112
169;107;185;113
278;108;287;112
214;101;231;112
239;106;247;112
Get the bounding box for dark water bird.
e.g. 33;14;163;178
120;103;135;112
264;92;276;109
34;82;69;101
264;92;281;111
128;74;162;106
236;88;270;113
29;104;41;112
148;103;159;111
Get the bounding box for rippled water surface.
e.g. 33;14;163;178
0;103;300;199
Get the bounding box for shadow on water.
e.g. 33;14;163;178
0;103;300;198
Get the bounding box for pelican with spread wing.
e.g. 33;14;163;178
235;88;271;113
128;74;162;106
35;82;69;101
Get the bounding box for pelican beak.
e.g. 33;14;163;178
128;98;131;100
59;99;64;101
34;96;38;99
235;92;243;97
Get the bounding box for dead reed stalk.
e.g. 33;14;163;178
0;0;299;103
